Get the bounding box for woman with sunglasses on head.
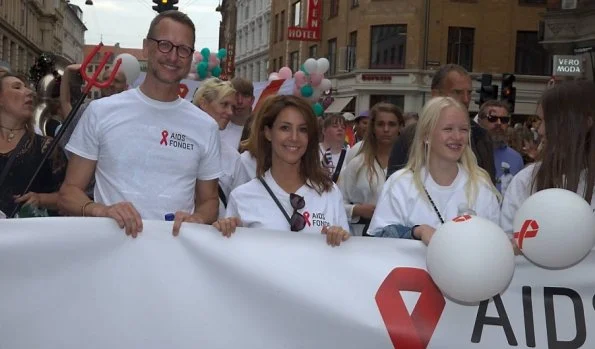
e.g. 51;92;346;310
501;80;595;233
192;78;250;218
337;102;403;236
0;73;67;217
213;95;351;247
368;97;500;245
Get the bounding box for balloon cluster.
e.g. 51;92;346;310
189;48;227;80
268;58;332;117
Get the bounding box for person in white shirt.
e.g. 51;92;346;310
368;97;500;245
220;77;254;150
192;78;251;218
501;80;595;233
59;11;223;237
319;114;349;182
338;102;404;236
214;95;351;246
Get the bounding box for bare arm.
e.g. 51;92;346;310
172;179;220;236
59;64;81;117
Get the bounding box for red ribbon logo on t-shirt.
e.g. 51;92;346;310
178;83;189;98
303;211;311;226
453;215;472;222
376;267;446;349
160;130;169;146
513;219;539;250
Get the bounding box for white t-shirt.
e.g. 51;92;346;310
239;151;257;179
368;165;500;235
337;153;387;235
344;141;363;165
226;170;350;233
220;122;244;150
500;163;595;233
66;88;223;220
218;142;251;218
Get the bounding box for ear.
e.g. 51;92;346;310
264;125;272;142
142;38;149;58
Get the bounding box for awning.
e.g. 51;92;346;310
324;97;354;114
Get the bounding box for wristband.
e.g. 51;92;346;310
81;201;94;217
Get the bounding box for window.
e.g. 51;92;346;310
370;95;404;110
351;0;359;7
280;10;285;41
245;3;250;20
273;14;279;43
515;31;551;75
290;51;300;73
309;45;318;59
370;25;407;69
272;58;277;73
519;0;546;4
447;27;475;72
329;0;339;18
328;38;337;75
279;56;284;67
348;31;357;71
291;1;301;26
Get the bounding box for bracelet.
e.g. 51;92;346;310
411;225;421;240
81;201;94;217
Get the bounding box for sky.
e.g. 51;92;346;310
68;0;222;50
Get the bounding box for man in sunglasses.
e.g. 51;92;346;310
59;10;223;237
477;100;524;193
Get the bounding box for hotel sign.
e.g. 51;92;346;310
287;0;321;42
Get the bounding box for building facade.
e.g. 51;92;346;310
235;0;271;82
217;0;238;80
0;0;85;74
269;0;551;116
62;4;86;64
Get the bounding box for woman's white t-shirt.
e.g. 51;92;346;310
226;170;350;233
239;151;257;180
218;142;251;218
368;165;500;235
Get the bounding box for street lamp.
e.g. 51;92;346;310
85;0;93;5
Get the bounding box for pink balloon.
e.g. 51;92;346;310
208;55;219;69
187;73;198;80
310;73;323;87
193;52;203;63
294;71;307;88
293;85;301;96
278;66;293;80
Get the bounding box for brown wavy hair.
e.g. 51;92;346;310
533;80;594;201
254;95;333;194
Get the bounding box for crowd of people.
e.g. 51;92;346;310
1;11;593;251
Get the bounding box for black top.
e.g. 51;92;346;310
0;134;67;216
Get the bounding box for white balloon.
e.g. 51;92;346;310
427;215;515;303
513;188;595;269
316;58;330;74
303;58;318;74
268;72;280;81
114;53;141;86
319;79;332;92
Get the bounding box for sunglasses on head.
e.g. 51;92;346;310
289;193;306;232
486;114;511;124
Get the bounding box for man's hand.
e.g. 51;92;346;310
92;202;143;238
322;225;350;247
172;211;205;237
212;217;242;238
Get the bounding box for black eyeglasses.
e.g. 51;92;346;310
147;38;194;58
486;114;511;124
289;193;306;232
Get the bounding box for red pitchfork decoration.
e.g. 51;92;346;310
9;43;122;218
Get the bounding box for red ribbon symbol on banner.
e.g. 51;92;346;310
376;267;446;349
453;215;472;222
513;219;539;250
178;84;189;98
160;130;169;146
303;211;311;226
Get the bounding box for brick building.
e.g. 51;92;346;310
269;0;552;116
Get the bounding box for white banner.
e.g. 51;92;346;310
0;218;594;349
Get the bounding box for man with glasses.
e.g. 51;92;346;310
387;64;496;184
59;10;223;237
220;77;254;150
477;100;524;193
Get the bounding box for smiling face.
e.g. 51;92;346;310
0;76;35;122
144;18;194;85
428;106;470;164
200;93;236;130
265;106;309;167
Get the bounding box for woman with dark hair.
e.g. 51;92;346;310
213;95;350;246
0;73;66;217
501;80;595;233
338;102;403;236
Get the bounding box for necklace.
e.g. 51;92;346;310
0;125;25;143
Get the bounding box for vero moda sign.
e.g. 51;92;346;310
288;0;322;42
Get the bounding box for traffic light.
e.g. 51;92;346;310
475;74;498;106
501;73;516;113
152;0;178;13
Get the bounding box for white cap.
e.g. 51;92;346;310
342;112;356;121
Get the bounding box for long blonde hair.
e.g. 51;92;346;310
405;97;499;206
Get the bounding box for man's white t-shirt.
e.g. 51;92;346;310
226;170;350;233
368;165;500;235
500;163;595;233
66;88;223;219
220;122;244;150
218;142;250;218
